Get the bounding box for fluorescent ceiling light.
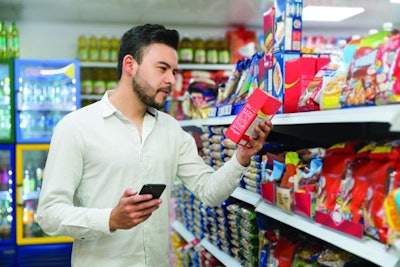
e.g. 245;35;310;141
390;0;400;3
303;6;365;22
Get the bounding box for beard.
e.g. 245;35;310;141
132;70;171;110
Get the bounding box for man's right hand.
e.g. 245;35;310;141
109;188;162;231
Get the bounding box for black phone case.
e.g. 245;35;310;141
139;184;166;199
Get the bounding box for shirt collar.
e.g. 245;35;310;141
100;90;158;119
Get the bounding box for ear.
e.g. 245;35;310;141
122;54;138;77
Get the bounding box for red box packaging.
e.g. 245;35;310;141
225;88;281;146
283;57;316;113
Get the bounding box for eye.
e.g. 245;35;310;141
159;66;167;72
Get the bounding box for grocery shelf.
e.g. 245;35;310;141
178;105;400;130
172;220;242;266
255;201;400;267
178;63;234;71
199;239;242;267
80;62;235;71
231;187;261;207
80;62;116;68
171;220;196;243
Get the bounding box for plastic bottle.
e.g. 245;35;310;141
77;35;89;61
93;68;106;95
99;36;110;62
80;67;93;94
7;22;19;58
109;36;119;62
88;35;99;62
106;68;117;91
217;38;231;64
36;167;43;191
205;38;218;64
193;37;206;64
178;36;193;63
0;22;7;60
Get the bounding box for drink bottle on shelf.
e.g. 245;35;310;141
8;22;19;58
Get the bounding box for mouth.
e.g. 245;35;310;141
157;88;171;98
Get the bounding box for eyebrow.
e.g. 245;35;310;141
158;61;178;73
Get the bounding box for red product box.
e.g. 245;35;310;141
283;57;316;113
225;88;281;146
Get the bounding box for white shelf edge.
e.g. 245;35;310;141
272;105;400;126
178;63;234;71
255;201;400;267
80;62;235;71
200;239;242;267
171;220;196;243
178;105;400;130
80;62;117;68
231;187;261;207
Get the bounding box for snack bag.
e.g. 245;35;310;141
297;65;327;112
375;34;400;105
363;145;400;243
341;30;392;107
316;142;357;214
319;42;358;110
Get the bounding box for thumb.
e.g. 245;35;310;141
122;188;137;198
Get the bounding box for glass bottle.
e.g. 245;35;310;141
77;35;88;62
206;38;218;64
178;36;193;63
7;22;19;58
0;22;7;60
88;35;99;62
109;36;119;62
99;36;110;62
217;38;231;64
193;37;206;64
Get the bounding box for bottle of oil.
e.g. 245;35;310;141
77;35;89;62
206;38;218;64
217;38;231;64
178;36;193;63
88;35;99;62
99;36;110;62
193;37;206;64
7;22;19;58
109;36;119;62
0;22;7;60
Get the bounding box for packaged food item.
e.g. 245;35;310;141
341;29;392;107
225;88;281;146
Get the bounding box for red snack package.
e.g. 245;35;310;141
363;145;400;243
316;142;358;214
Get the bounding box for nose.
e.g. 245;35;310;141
165;71;176;86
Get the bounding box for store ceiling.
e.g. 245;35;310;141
0;0;399;35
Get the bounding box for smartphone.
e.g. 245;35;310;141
139;184;166;199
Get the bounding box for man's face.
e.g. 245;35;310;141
132;43;178;109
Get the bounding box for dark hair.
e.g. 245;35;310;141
116;24;180;79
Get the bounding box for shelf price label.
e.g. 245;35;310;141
217;105;232;116
208;107;217;117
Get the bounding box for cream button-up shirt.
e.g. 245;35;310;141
37;91;247;267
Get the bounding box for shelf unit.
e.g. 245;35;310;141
171;220;242;267
177;105;400;267
79;62;235;101
173;187;400;267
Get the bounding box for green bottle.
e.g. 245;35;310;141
0;22;7;59
8;22;19;58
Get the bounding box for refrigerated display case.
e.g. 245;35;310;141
15;144;72;245
14;59;80;143
0;144;16;267
0;60;15;143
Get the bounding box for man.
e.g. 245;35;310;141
37;24;273;267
